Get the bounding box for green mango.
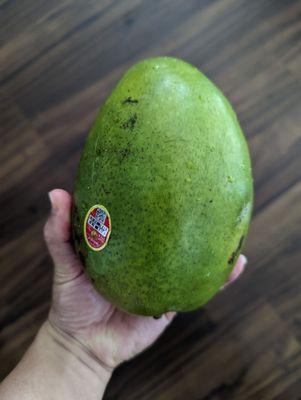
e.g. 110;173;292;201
72;57;253;316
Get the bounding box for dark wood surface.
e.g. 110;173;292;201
1;0;301;398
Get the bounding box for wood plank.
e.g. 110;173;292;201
105;302;301;400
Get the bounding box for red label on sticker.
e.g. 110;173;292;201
84;205;111;251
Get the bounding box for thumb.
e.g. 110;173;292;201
44;189;82;284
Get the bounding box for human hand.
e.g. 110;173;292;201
44;189;247;370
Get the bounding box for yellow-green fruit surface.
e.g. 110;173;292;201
72;57;253;316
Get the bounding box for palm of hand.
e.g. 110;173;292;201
50;265;174;368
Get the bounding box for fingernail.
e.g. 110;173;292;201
165;312;177;321
240;254;248;266
221;282;229;290
48;191;57;214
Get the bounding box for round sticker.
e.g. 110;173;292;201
84;205;111;251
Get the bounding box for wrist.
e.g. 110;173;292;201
38;321;113;398
0;321;113;400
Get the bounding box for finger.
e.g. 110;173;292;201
44;189;82;283
221;254;247;290
164;311;177;322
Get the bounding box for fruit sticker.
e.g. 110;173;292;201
84;205;111;251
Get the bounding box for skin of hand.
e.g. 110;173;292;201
45;189;247;368
0;188;247;400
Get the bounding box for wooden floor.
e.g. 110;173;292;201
1;0;301;398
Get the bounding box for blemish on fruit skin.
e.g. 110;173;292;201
228;252;235;265
237;235;244;252
227;175;234;183
122;97;139;105
118;146;132;162
121;113;137;130
228;235;245;265
237;203;251;225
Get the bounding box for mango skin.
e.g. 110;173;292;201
72;57;253;316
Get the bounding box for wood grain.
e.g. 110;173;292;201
1;0;301;398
